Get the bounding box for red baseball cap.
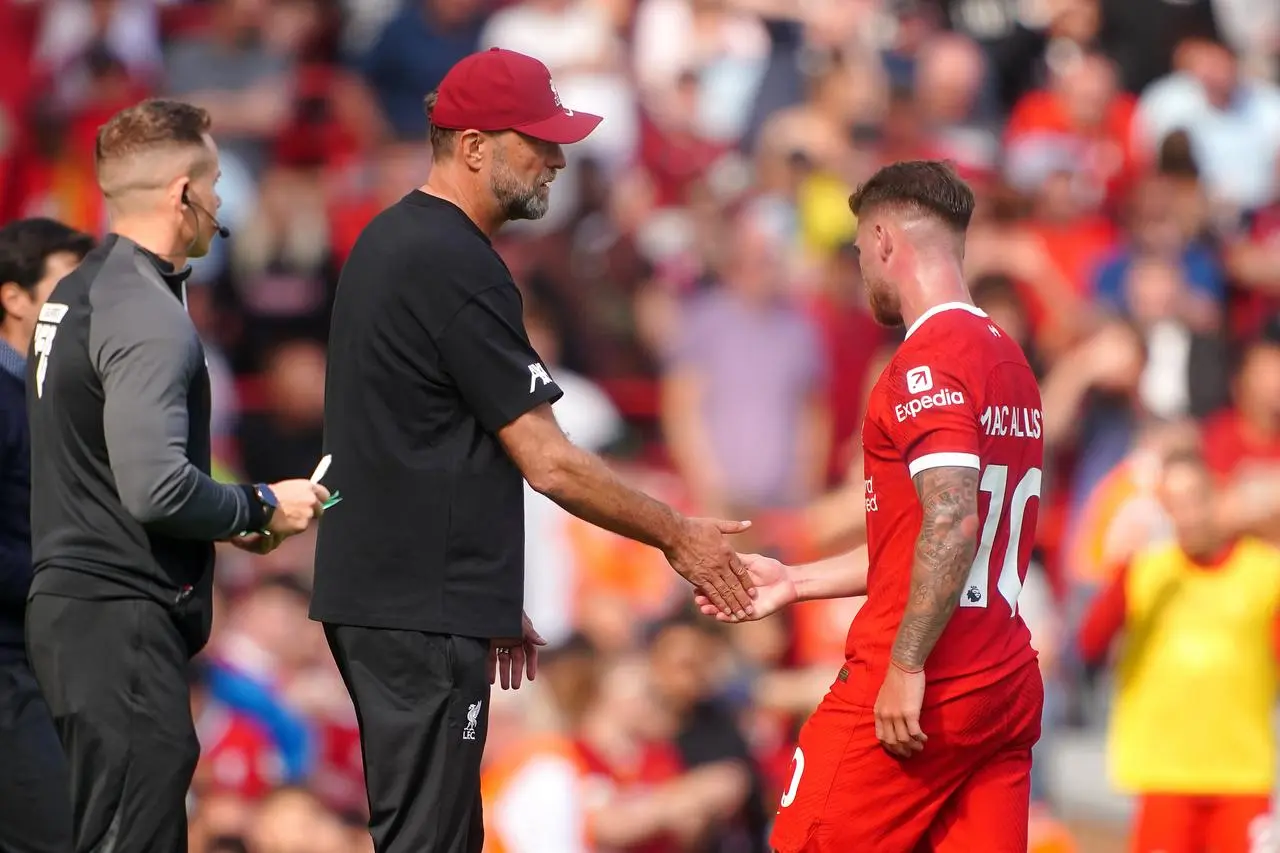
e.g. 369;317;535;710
431;48;603;145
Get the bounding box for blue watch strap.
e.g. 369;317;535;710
243;483;276;533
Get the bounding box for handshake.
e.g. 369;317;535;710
230;457;334;556
658;514;814;625
660;516;813;623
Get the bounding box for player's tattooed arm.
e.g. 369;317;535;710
890;466;981;671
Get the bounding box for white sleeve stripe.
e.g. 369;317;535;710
908;452;981;477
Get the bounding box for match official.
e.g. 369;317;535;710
312;48;755;853
24;100;328;853
0;218;93;853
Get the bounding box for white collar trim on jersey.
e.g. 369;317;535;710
904;302;988;339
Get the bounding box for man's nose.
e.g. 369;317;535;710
546;144;566;170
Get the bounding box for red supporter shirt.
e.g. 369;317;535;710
576;739;684;853
195;704;282;800
1229;205;1280;340
1201;409;1280;481
841;303;1042;706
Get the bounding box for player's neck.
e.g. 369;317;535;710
897;263;972;334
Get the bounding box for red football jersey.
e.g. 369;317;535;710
841;303;1043;705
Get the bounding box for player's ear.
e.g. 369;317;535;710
875;223;893;262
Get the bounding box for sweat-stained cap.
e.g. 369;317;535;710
430;48;604;145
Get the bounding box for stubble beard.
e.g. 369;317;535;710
866;278;903;328
490;155;551;222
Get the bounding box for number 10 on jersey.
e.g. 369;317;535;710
960;464;1042;614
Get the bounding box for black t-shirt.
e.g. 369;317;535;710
310;191;562;638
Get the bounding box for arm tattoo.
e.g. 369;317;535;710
890;466;981;670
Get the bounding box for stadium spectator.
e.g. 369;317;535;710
1079;447;1280;853
1201;315;1280;482
358;0;485;139
661;201;829;516
647;612;767;852
1135;33;1280;214
0;217;92;853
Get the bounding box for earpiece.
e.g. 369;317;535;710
181;185;231;240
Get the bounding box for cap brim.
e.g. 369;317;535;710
514;110;603;145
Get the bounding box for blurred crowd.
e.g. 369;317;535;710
3;0;1280;850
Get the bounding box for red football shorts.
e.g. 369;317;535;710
770;661;1043;853
1131;793;1273;853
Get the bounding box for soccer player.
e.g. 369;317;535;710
697;161;1045;852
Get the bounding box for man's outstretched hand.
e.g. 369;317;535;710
665;518;756;619
694;552;796;623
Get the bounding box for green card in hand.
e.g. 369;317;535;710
322;491;342;510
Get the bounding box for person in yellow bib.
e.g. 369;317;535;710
1079;446;1280;853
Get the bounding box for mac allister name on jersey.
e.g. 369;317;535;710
980;405;1042;439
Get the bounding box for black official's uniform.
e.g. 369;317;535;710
25;236;265;853
313;190;562;853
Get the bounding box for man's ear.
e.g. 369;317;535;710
459;130;488;171
0;281;28;321
168;175;189;213
875;223;894;262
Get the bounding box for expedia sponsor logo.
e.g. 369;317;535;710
895;389;964;422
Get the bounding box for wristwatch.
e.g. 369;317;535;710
253;483;278;530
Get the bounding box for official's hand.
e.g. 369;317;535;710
488;611;546;690
266;479;329;538
874;662;928;758
665;518;755;619
694;553;796;623
229;532;280;555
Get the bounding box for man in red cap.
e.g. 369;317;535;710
423;46;603;228
312;48;757;853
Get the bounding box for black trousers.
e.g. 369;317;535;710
26;595;200;853
325;624;490;853
0;654;73;853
